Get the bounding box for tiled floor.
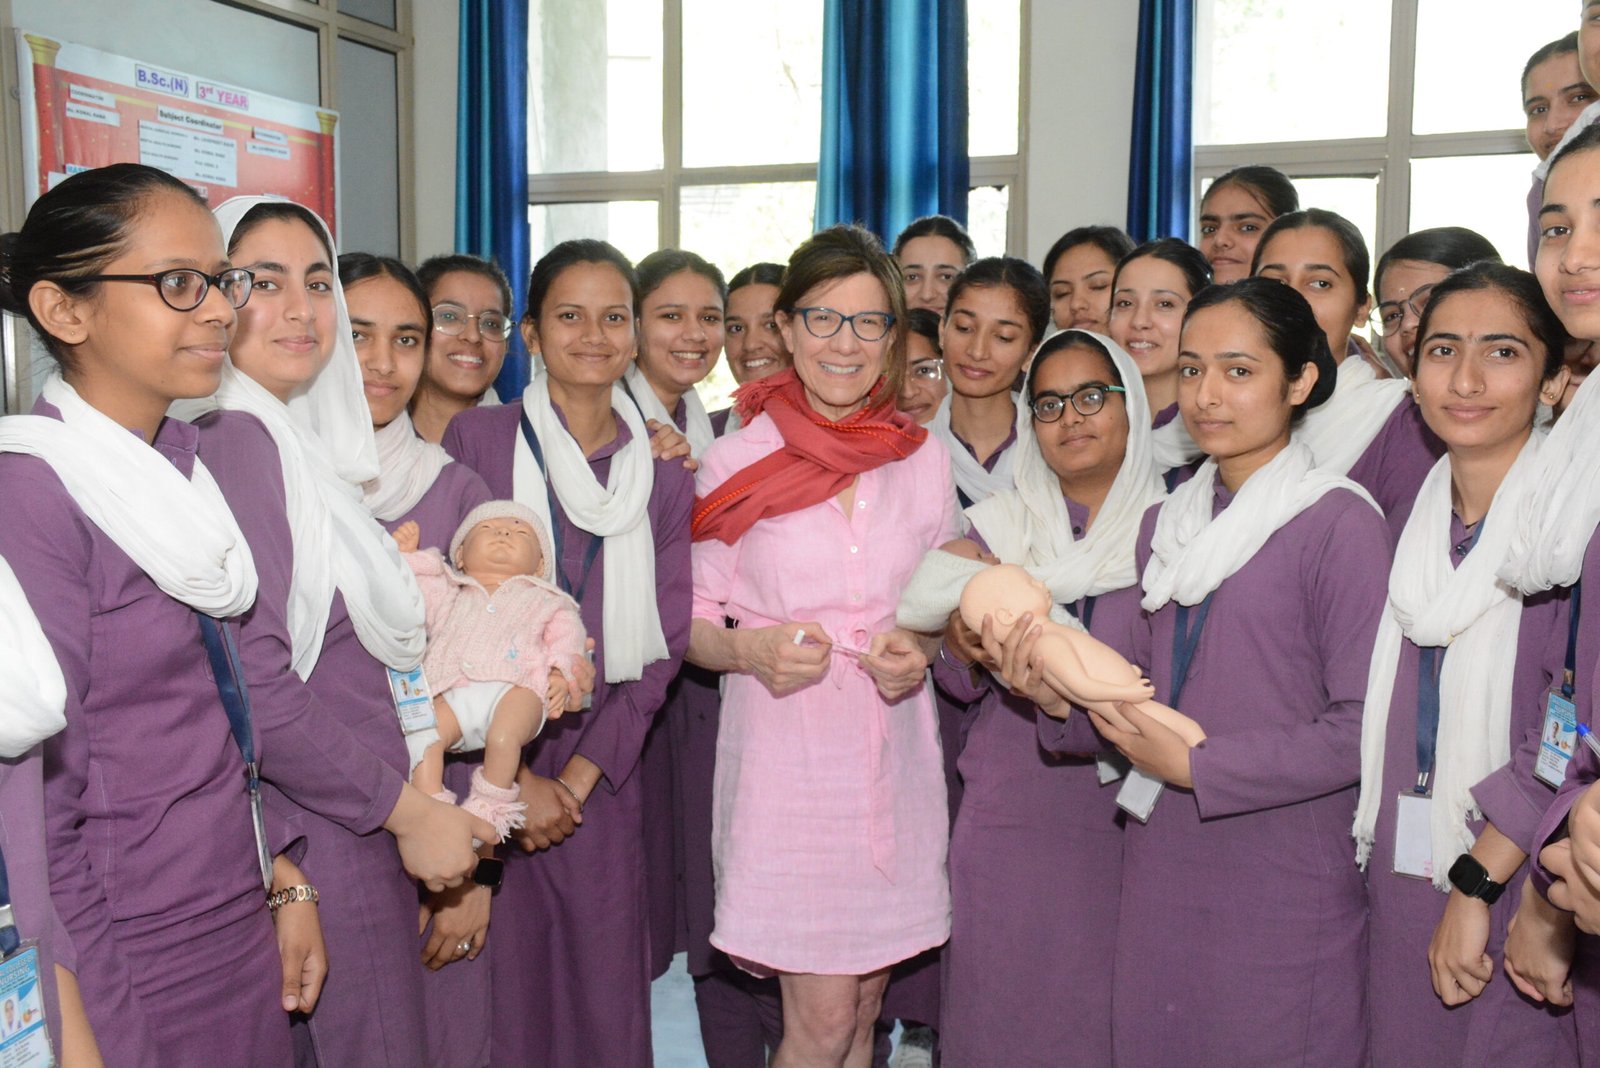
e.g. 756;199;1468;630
651;953;710;1068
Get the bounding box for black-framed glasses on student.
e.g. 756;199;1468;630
1370;283;1438;337
908;359;944;382
77;267;255;311
793;306;896;342
432;303;514;341
1030;383;1127;422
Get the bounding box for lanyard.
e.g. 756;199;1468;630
1415;517;1488;793
198;616;275;891
1563;580;1583;700
0;844;17;955
1169;593;1214;707
1079;594;1098;631
519;410;603;601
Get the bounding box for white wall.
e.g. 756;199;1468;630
1023;0;1140;263
410;0;459;259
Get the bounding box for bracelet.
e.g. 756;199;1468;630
554;775;585;811
267;884;318;912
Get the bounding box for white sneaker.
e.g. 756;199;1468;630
889;1025;935;1068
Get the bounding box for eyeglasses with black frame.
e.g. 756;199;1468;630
432;303;514;341
908;359;944;382
793;306;896;343
1030;383;1128;422
77;267;255;311
1370;282;1439;337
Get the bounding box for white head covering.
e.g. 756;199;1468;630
172;195;426;678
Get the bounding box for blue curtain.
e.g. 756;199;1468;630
814;0;968;246
1126;0;1195;243
456;0;532;398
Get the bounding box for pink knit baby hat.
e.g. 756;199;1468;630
450;500;555;583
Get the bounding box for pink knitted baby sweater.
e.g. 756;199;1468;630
406;549;587;694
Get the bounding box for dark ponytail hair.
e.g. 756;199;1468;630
905;308;943;357
944;256;1052;346
523;239;639;325
417;253;513;316
1202;165;1299;220
1374;227;1500;298
1042;226;1136;282
1251;208;1372;304
337;252;432;353
227;200;334;261
1414;262;1569;381
0;163;206;364
892;214;977;265
729;261;785;293
1112;238;1212;300
636;248;728;307
1183;277;1338;423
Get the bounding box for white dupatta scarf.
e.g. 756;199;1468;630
1149;410;1203;472
1141;441;1376;612
0;553;66;757
173;195;425;678
624;362;715;456
0;374;257;617
362;413;451;522
1294;355;1409;476
1501;371;1600;594
965;331;1165;602
512;371;666;682
1354;436;1541;888
927;392;1031;504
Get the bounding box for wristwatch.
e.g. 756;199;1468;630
472;858;504;889
1447;854;1505;905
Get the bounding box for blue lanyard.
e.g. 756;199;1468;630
1415;517;1488;793
0;843;17;955
1563;580;1583;700
1169;593;1214;707
1079;594;1098;631
197;616;274;890
518;410;603;602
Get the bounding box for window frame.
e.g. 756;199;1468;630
526;0;1031;257
1192;0;1531;262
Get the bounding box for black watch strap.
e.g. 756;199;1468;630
1447;853;1505;905
472;857;504;889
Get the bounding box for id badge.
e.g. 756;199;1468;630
386;666;437;735
1116;767;1165;823
1393;792;1434;880
0;944;55;1065
1535;691;1579;789
1096;752;1129;786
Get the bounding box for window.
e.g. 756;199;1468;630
1195;0;1572;276
527;0;1027;275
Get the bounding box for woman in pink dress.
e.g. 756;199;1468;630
688;225;957;1068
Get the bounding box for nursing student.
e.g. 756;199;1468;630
688;225;956;1068
0;166;325;1065
926;257;1051;509
895;308;948;425
893;214;976;315
720;262;793;424
939;329;1163;1066
1527;24;1600;268
1253;209;1445;540
1195;164;1298;284
409;254;515;442
1372;227;1502;377
1094;278;1390;1065
1041;225;1135;333
1354;262;1576;1065
340;252;503;1068
441;239;693;1067
1499;120;1600;1062
187;197;495;1067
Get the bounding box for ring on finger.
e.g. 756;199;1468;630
457;940;473;955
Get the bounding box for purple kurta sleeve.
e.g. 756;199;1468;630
1471;588;1570;853
1533;743;1598;899
198;412;404;833
1187;493;1390;819
0;462;160;1061
576;462;693;791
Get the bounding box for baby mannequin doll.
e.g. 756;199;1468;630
393;500;587;840
958;563;1206;746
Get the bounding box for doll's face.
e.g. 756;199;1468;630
456;517;543;582
959;564;1054;635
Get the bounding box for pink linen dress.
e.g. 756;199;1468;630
692;410;959;976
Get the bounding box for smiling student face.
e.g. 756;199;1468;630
347;273;428;428
424;269;509;403
1109;256;1193;388
1538;143;1600;342
228;216;336;403
1254;227;1369;361
1030;341;1131;493
1525;48;1596;160
635;268;725;399
724;282;790;383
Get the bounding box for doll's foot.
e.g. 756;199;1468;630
461;767;527;844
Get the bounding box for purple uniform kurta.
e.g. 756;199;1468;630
1114;486;1389;1067
0;407;288;1067
932;507;1128;1067
382;465;493;1068
195;410;424;1067
1346;395;1445;543
1367;515;1576;1065
443;399;692;1068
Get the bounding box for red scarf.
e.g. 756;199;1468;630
692;369;927;544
